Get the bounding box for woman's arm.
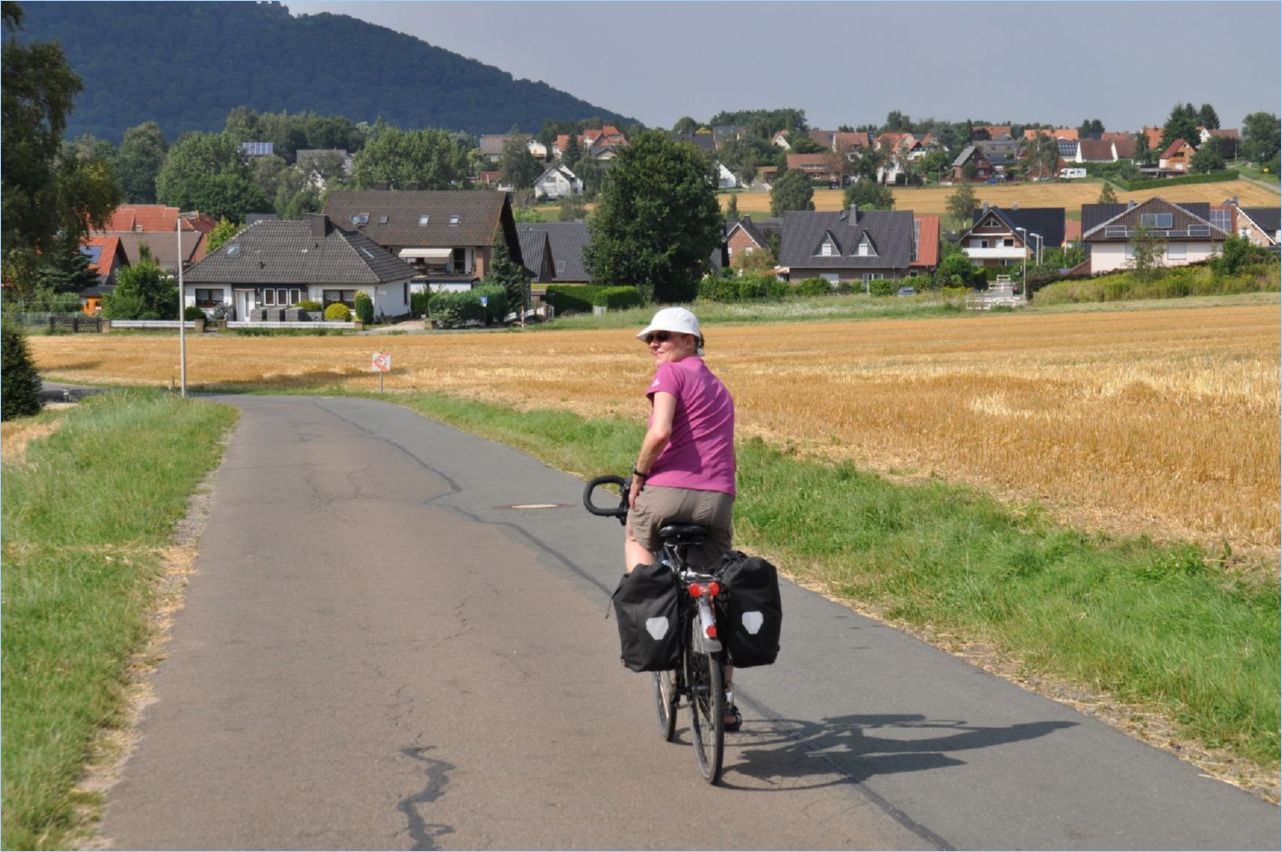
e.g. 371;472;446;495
628;391;676;508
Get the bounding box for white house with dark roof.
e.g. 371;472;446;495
533;165;583;200
1079;197;1229;274
182;215;415;321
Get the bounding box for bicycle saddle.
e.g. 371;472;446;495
658;523;708;545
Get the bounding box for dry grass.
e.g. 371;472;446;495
724;178;1281;216
30;304;1280;559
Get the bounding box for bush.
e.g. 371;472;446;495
545;285;597;315
410;291;431;318
868;279;898;297
324;303;352;321
2;321;42;420
297;299;322;312
353;291;374;324
791;278;833;297
428;286;507;327
592;286;643;310
183;306;206;321
1114;170;1238;191
1035;264;1280;304
699;273;789;302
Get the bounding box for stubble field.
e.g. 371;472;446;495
29;303;1280;562
724;179;1282;217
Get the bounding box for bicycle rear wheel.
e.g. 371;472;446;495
687;621;724;784
653;669;679;741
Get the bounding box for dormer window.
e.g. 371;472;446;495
821;240;835;257
857;235;876;257
419;215;430;225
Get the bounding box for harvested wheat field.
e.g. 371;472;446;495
725;179;1281;216
30;304;1280;560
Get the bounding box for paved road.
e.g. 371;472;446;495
98;395;1279;850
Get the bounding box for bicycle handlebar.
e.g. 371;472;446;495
583;474;632;525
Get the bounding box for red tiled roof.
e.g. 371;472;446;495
82;235;121;278
101;205;216;234
1064;220;1082;244
1207;128;1240;140
1112;136;1137;159
1078;139;1116;162
833;131;870;149
911;215;940;268
1161;139;1194;159
1142;126;1164;149
1053;128;1078;140
786;153;836;171
1099;131;1132;142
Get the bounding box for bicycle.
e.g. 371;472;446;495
584;474;728;784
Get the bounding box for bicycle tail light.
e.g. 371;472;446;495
688;583;703;598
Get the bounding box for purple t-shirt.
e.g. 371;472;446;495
645;356;736;495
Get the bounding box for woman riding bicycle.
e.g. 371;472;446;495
625;306;741;730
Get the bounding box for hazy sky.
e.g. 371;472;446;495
289;1;1280;132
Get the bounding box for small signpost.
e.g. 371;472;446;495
371;351;391;392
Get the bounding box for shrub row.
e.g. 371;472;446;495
544;285;642;314
699;273;791;302
1113;170;1239;191
1035;265;1280;304
429;285;508;327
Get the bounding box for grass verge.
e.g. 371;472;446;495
394;391;1280;774
1;389;238;850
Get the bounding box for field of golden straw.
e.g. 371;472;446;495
28;304;1280;561
724;179;1282;216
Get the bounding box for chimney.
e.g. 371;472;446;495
1011;201;1019;210
309;213;331;239
848;203;859;220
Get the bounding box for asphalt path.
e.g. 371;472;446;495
97;395;1279;850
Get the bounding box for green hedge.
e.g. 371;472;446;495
699;273;790;302
544;284;642;314
1035;265;1280;304
791;278;833;297
868;279;898;297
1114;170;1239;191
429;285;507;327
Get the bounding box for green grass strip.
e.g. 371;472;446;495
396;391;1280;769
2;389;237;851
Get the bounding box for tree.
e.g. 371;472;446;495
1077;118;1105;140
2;320;41;420
1241;112;1280;163
724;192;739;223
844;178;894;210
102;251;177;319
883;110;913;133
672;116;699;135
1127;225;1164;282
770;169;814;216
787;133;826;154
1096;183;1118;204
499;132;542;190
1133;131;1152;166
934;247;974;289
560;133;584;171
349;125;468;190
116;121;167;203
206;217;242;253
1025;132;1060;179
1160;103;1200;151
2;3;119;294
1189;143;1225;173
155;131;267;222
1210;233;1269;278
945;181;976;228
583;129;723;303
483;237;532;315
35;238;98;294
1198;103;1220;131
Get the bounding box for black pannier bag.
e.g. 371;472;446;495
610;562;680;672
717;551;782;667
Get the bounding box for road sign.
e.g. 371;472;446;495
371;352;391;373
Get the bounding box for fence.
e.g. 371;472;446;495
225;321;356;330
8;313;103;333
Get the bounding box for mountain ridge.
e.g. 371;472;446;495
12;1;638;143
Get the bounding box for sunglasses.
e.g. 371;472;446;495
645;332;672;344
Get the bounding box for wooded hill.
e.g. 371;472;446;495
14;1;636;143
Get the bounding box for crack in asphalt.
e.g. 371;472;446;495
398;746;456;851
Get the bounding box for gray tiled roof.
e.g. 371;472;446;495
729;217;782;248
970;207;1066;249
183;218;416;286
1081;197;1226;242
1243;206;1280;233
517;229;552;281
779;208;915;270
322;190;509;249
515;222;590;282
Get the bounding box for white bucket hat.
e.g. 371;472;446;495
636;307;703;348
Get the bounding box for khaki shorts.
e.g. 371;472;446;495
629;485;734;568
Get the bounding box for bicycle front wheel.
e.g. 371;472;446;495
653;669;678;742
687;621;724;784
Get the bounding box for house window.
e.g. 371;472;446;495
1209;209;1231;232
419;215;430;225
863;273;883;282
452;247;467;273
857;238;874;257
1003;238;1014;247
350;213;369;226
322;289;358;307
194;288;224;308
379;215;390;225
821;241;833;257
820;273;839;284
449;215;461;225
262;289;275;306
1167;244;1187;260
979;239;990;249
1140;212;1173;229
